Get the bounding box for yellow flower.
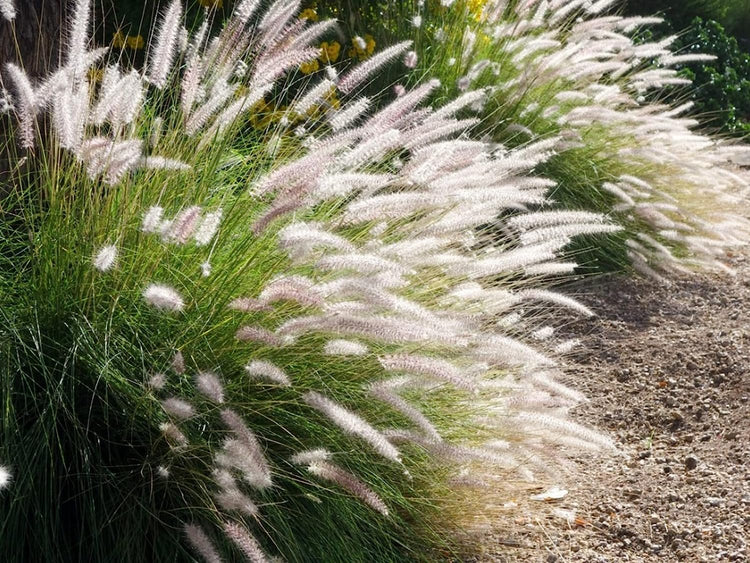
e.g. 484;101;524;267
126;35;145;50
300;8;318;21
349;34;376;60
468;0;487;21
299;59;320;74
198;0;223;7
319;41;340;64
112;30;126;48
365;34;376;56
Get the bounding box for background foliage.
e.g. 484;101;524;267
621;0;750;137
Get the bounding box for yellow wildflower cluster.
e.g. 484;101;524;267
299;59;320;75
249;88;340;131
112;31;144;50
250;99;289;130
347;34;376;60
300;8;318;21
429;0;486;21
467;0;488;20
319;41;340;64
299;40;341;74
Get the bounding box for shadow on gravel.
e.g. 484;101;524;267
478;255;750;563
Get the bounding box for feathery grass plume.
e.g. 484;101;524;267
258;276;323;307
233;0;262;25
222;521;268;562
216;438;273;490
0;0;15;21
195;209;223;246
65;0;91;79
244;360;291;386
93;68;144;130
369;380;442;442
404;50;418;69
228;297;270;312
379;355;477;392
517;289;594;317
292;78;336;116
4;63;37;148
159;422;188;446
235;326;283;346
328;96;371;131
143;284;185;312
185;524;223;563
0;1;621;560
195;372;225;403
166;206;202;244
514;411;615;451
294;452;390;516
147;0;183;89
323;339;368;356
303;392;402;463
141;206;164;233
218;409;273;490
162;397;196;419
0;466;11;490
92;245;118;272
147;372;167;390
338;40;413;94
214;469;259;517
320;0;750;277
172;351;186;375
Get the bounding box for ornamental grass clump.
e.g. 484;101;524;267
1;0;615;560
318;0;750;276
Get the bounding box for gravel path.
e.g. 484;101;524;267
478;254;750;562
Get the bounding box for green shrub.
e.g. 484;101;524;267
671;18;750;137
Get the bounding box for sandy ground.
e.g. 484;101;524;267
477;253;750;562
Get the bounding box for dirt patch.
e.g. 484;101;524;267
478;254;750;562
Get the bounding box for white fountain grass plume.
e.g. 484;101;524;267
4;63;37;148
303;391;403;463
143;284;185;312
185;523;223;563
3;2;624;560
233;0;262;25
195;371;225;403
244;360;291;386
0;0;14;21
214;469;259;517
223;521;269;562
4;0;327;182
455;0;750;276
292;451;391;516
337;41;413;94
65;0;92;80
92;68;144;129
92;245;118;272
0;465;12;490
